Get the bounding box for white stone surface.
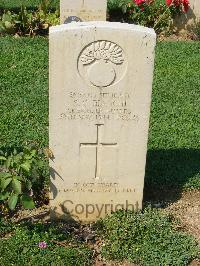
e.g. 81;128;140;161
190;0;200;21
60;0;107;24
49;22;156;222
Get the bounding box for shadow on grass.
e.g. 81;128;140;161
144;148;200;202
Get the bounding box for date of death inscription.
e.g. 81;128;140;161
59;92;138;121
58;182;136;193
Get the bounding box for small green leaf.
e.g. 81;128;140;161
31;149;36;156
13;175;23;181
5;157;12;168
13;154;22;164
21;195;35;209
12;178;22;194
8;194;18;210
0;172;12;178
22;247;29;253
0;191;10;200
1;178;12;190
0;156;6;161
20;162;31;172
24;149;36;159
2;12;13;22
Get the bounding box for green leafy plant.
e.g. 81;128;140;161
15;4;35;35
14;4;54;35
37;0;60;29
38;0;51;16
0;147;41;210
0;11;16;34
0;1;59;36
0;8;36;35
35;9;59;30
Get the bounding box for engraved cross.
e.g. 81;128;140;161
80;124;117;179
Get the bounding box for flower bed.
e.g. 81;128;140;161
0;0;193;36
108;0;190;33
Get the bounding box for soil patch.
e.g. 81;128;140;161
164;190;200;244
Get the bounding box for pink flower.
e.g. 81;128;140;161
38;241;47;248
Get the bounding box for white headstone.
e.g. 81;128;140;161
49;22;156;222
60;0;107;24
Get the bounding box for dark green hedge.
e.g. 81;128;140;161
0;0;58;10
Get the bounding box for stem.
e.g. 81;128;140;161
153;6;170;30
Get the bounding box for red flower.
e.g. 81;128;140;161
182;0;189;12
166;0;172;5
133;0;154;5
134;0;145;5
166;0;189;12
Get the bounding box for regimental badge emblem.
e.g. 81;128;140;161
78;40;127;88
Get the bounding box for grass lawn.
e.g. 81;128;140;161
146;41;200;191
0;37;49;148
0;37;200;191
